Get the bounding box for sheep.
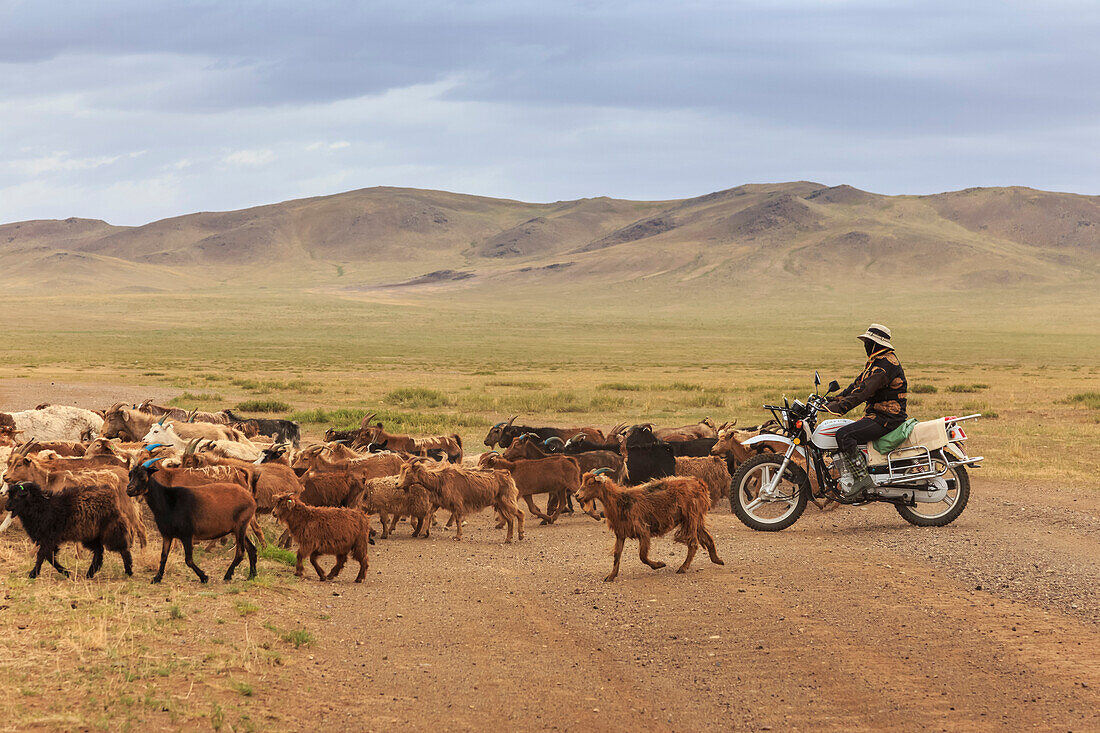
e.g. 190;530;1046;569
362;475;434;538
576;470;724;582
127;459;257;583
397;459;524;542
674;456;732;508
3;405;104;443
1;481;133;579
271;493;371;581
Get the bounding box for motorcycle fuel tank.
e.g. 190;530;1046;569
810;418;853;450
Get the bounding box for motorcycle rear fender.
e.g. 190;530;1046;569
943;442;966;461
742;434;808;460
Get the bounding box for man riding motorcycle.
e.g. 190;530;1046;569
824;323;907;496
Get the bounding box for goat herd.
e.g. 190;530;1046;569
0;403;781;584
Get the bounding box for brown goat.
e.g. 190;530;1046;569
357;414;463;463
272;493;371;582
576;471;723;581
362;476;434;538
674;456;732;508
397;460;523;542
137;463;265;548
479;453;579;525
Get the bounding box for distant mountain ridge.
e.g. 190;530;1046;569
1;183;1097;293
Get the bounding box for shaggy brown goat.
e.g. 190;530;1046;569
674;456;732;508
576;471;723;581
397;460;523;542
362;476;433;539
272;493;371;582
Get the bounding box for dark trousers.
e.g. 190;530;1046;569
836;417;892;453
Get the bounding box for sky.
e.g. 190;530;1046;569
2;0;1099;225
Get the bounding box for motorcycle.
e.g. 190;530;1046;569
729;372;983;531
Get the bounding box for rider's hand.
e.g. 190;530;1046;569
823;401;844;416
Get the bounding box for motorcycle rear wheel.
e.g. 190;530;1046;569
730;453;811;531
895;462;970;527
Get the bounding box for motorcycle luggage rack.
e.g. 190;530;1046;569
885;445;935;482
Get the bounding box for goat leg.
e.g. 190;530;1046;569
224;525;247;582
294;550;306;577
605;536;625;582
181;537;209;583
309;551;327;580
638;535;666;570
327;553;347;580
676;541;699;574
120;548;134;576
698;527;724;566
413;515;426;537
0;510;13;533
86;540;105;579
48;550;69;578
522;494;553;525
453;512;464;541
152;537;172;583
244;536;257;579
387;514;400;537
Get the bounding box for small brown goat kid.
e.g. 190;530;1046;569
576;470;723;582
362;476;434;539
272;493;371;582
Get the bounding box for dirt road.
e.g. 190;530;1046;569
248;476;1099;731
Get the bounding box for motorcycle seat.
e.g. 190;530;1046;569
866;418;949;465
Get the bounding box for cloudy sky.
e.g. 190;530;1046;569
2;1;1098;225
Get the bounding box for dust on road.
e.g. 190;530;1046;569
253;477;1099;732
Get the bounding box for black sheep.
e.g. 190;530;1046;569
2;481;133;579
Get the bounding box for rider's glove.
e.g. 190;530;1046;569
823;401;844;415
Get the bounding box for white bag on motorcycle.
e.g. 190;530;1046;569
866;418;949;465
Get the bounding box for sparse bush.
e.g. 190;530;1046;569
385;388;452;408
947;384;987;393
236;399;290;413
280;629;314;648
168;392;224;406
258;545;296;566
1063;392;1100;410
599;382;645;391
911;384;937;394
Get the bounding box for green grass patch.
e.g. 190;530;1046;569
287;406;488;433
911;384;938;394
235;600;259;616
1062;391;1100;409
168;392;224;406
686;390;726;408
230;681;253;697
257;544;296;567
947;383;989;393
230;378;322;394
486;380;551;389
235;399;290;413
168;604;185;620
598;382;646;391
384;387;452;408
279;628;314;648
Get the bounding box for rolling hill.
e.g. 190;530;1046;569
2;183;1098;296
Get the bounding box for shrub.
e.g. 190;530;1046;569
1063;392;1100;410
947;384;987;393
235;399;290;413
168;392;224;406
384;388;452;408
911;384;937;394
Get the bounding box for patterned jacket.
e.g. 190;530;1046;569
826;348;908;428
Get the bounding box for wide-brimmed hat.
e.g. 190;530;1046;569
858;323;893;350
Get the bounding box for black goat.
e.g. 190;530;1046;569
2;481;133;579
619;429;677;486
127;460;257;584
225;410;301;448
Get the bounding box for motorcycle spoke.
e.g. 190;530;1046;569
744;497;763;512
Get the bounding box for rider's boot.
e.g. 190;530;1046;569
835;448;874;497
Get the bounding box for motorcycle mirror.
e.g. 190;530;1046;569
814;370;821;387
783;396;790;408
827;380;840;394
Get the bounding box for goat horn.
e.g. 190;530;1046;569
506;415;518;427
141;456;166;469
592;467;612;476
108;401;127;413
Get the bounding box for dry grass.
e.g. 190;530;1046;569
0;521;309;731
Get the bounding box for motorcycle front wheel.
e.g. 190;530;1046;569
729;453;811;531
895;461;970;527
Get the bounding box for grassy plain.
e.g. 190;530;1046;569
0;283;1097;729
